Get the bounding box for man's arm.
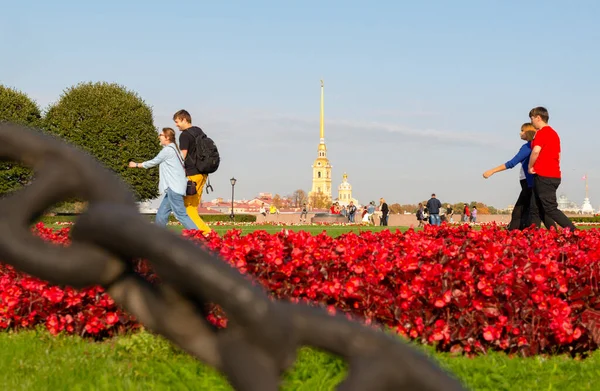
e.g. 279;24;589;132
528;146;541;174
179;133;190;159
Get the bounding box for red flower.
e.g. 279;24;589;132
105;312;119;326
0;222;597;356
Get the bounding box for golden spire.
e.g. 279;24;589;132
320;80;324;142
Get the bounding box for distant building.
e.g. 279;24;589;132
557;195;580;213
336;173;359;206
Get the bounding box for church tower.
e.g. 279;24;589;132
309;80;332;201
337;173;353;205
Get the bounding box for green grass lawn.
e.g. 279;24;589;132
41;221;409;236
207;224;408;237
1;330;598;391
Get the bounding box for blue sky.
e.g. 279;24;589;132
2;1;599;209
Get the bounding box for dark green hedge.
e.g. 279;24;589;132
43;82;161;201
570;216;600;223
0;85;43;196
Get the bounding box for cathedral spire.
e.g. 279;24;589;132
320;79;325;142
309;79;332;204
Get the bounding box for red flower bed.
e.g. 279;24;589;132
2;223;600;356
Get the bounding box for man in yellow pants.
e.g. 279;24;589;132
173;109;212;235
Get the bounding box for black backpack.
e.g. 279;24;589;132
189;127;220;174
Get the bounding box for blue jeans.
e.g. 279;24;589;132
156;188;198;230
348;213;355;222
429;213;441;226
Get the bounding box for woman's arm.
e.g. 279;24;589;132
141;148;169;169
483;164;507;178
483;144;531;178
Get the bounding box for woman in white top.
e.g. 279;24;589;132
128;127;198;230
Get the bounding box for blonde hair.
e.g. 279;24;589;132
162;127;177;143
521;122;536;142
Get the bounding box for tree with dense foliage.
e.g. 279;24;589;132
271;194;284;208
389;203;403;214
44;82;161;200
0;85;42;196
308;192;331;209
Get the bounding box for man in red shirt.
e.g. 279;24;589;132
527;107;576;231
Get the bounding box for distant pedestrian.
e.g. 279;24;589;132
300;203;308;223
462;204;470;223
470;206;478;223
416;203;426;228
446;204;454;223
379;198;389;226
426;193;442;226
347;201;357;222
367;201;376;224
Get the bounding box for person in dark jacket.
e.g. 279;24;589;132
426;194;442;226
379;198;389;226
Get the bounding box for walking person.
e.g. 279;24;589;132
416;203;426;228
361;206;370;223
462;203;470;223
379;198;389;226
483;122;545;230
445;204;454;223
426;193;442;226
347;201;357;223
470;206;478;224
340;205;348;219
527;107;576;231
128;128;198;230
173;109;214;235
300;203;308;223
367;201;376;225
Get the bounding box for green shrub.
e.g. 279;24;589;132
570;215;600;223
0;85;43;196
197;214;256;222
44;82;161;201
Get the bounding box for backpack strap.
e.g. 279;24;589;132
205;176;213;194
169;144;185;169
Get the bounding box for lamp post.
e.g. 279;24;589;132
230;177;237;221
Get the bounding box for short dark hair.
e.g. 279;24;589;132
529;107;549;123
173;109;192;123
